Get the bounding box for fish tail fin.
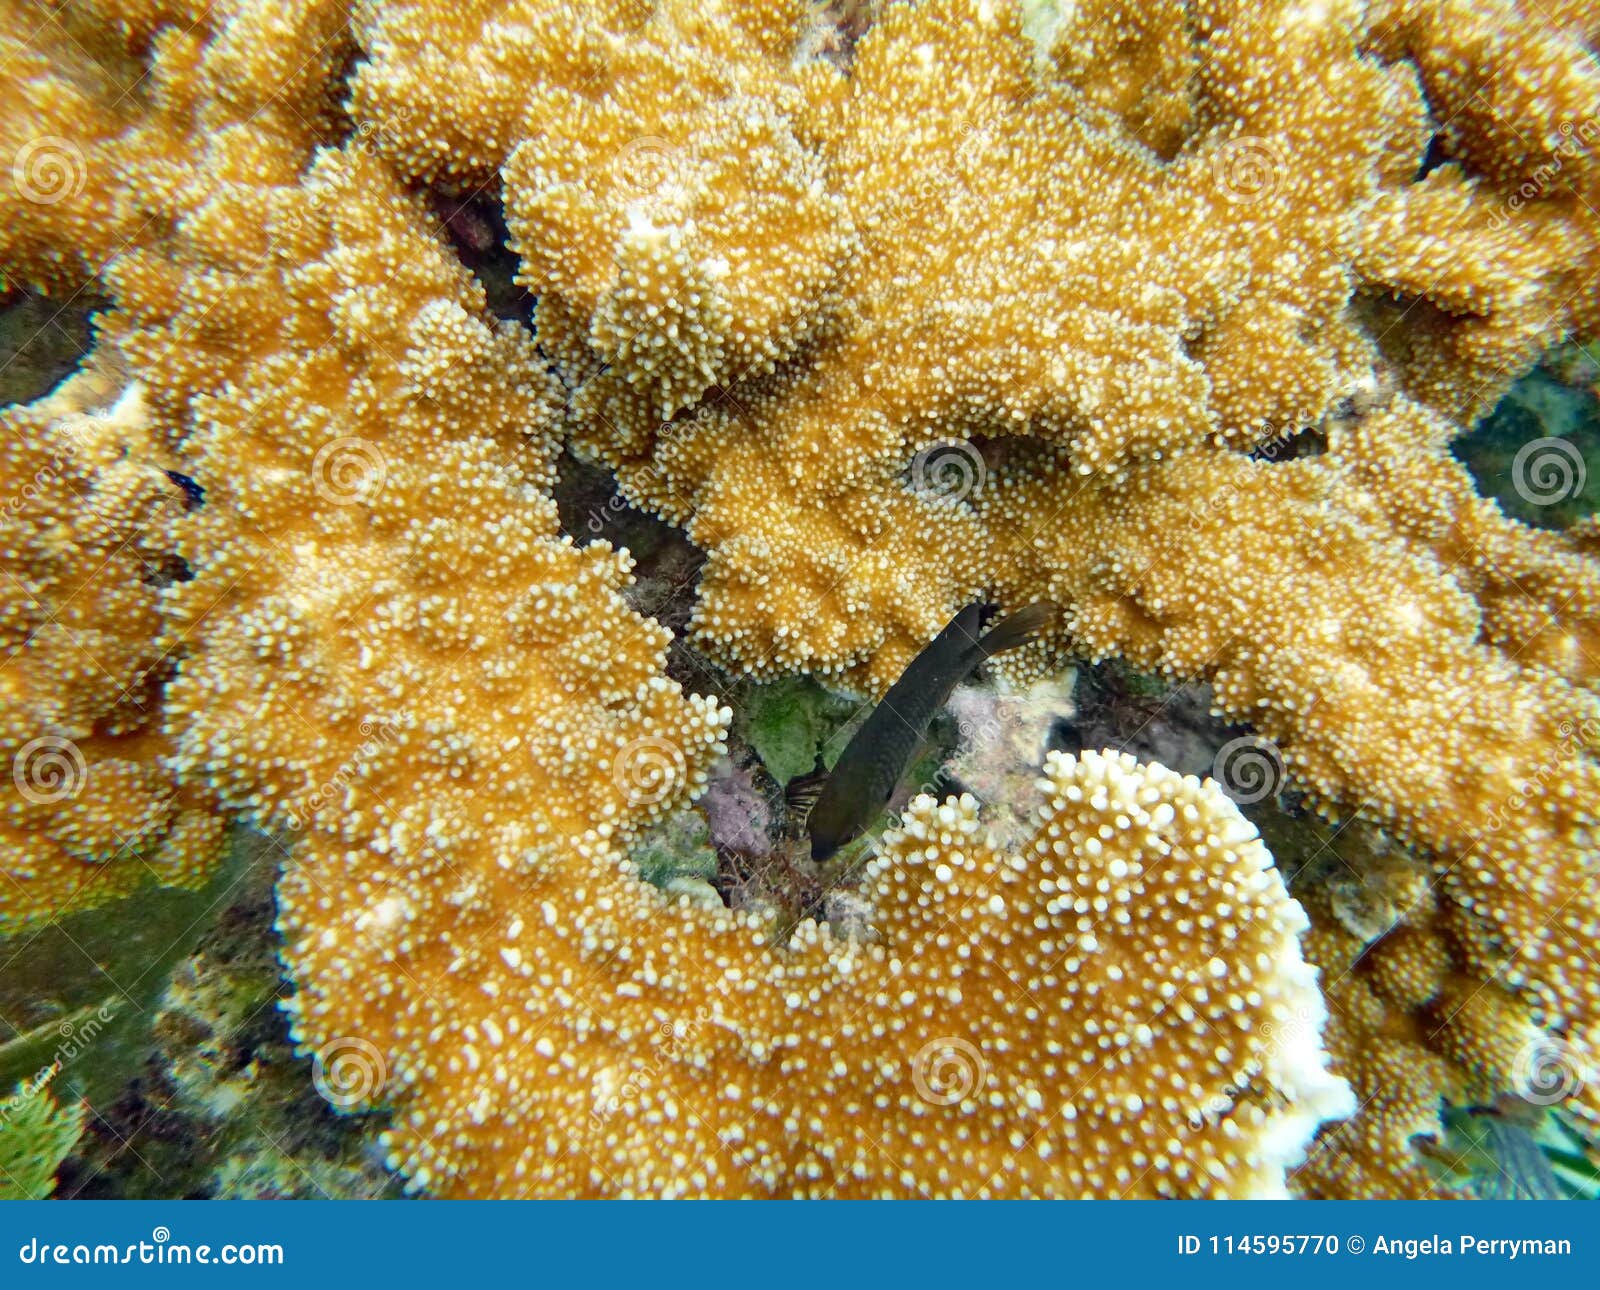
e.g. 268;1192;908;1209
974;601;1060;660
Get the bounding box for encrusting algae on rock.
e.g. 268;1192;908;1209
0;0;1595;1199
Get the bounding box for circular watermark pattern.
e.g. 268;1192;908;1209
1257;1004;1315;1058
1211;735;1285;805
311;437;387;506
911;1036;987;1107
11;136;87;206
611;736;686;808
311;1036;388;1111
611;135;679;199
1511;437;1586;507
12;735;87;805
910;441;986;506
1513;1036;1589;1106
1211;135;1284;206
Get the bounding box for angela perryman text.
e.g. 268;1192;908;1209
1177;1233;1574;1260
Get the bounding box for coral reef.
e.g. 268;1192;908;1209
0;0;1596;1200
0;355;223;931
981;408;1600;1133
282;747;1349;1197
52;831;398;1199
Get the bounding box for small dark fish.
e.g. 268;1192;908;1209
806;601;1059;862
163;469;205;509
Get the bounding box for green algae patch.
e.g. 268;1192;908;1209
629;805;718;891
0;1067;87;1199
740;675;857;786
0;826;262;1112
1455;345;1600;530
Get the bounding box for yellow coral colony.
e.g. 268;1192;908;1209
278;749;1348;1197
99;43;1340;1190
0;359;224;932
0;0;357;927
0;0;1596;1200
351;0;1600;1178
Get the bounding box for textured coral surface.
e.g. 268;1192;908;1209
0;0;1596;1200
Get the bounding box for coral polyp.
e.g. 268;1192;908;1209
0;0;1595;1201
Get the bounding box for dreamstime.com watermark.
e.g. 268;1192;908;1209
17;1228;283;1267
10;735;88;806
1514;1034;1592;1106
310;436;387;506
1211;734;1287;805
581;410;709;536
587;973;739;1130
911;1036;988;1107
611;735;687;808
10;136;87;206
1187;1003;1320;1130
4;417;97;516
310;1035;388;1112
610;134;690;200
909;440;986;507
1510;436;1587;508
1210;134;1285;206
1480;715;1599;835
1487;115;1598;231
283;719;403;832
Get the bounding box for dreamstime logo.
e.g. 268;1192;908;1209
1479;715;1599;839
1185;1005;1321;1130
910;441;986;506
611;135;680;199
1258;1004;1317;1063
12;735;87;805
955;712;1002;747
311;437;387;505
1488;115;1599;230
911;1037;987;1107
589;1012;716;1128
312;1036;388;1111
611;736;686;807
950;117;1000;182
1511;437;1586;507
1514;1036;1590;1106
0;1004;116;1130
1211;135;1284;205
1211;735;1285;805
285;717;402;831
11;136;87;206
352;103;414;158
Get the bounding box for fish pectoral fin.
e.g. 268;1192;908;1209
784;755;830;827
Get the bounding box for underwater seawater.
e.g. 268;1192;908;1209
0;0;1597;1209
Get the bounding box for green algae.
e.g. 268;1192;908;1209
0;829;262;1112
1454;344;1600;530
0;1068;87;1199
630;806;719;890
55;830;397;1200
740;675;857;786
